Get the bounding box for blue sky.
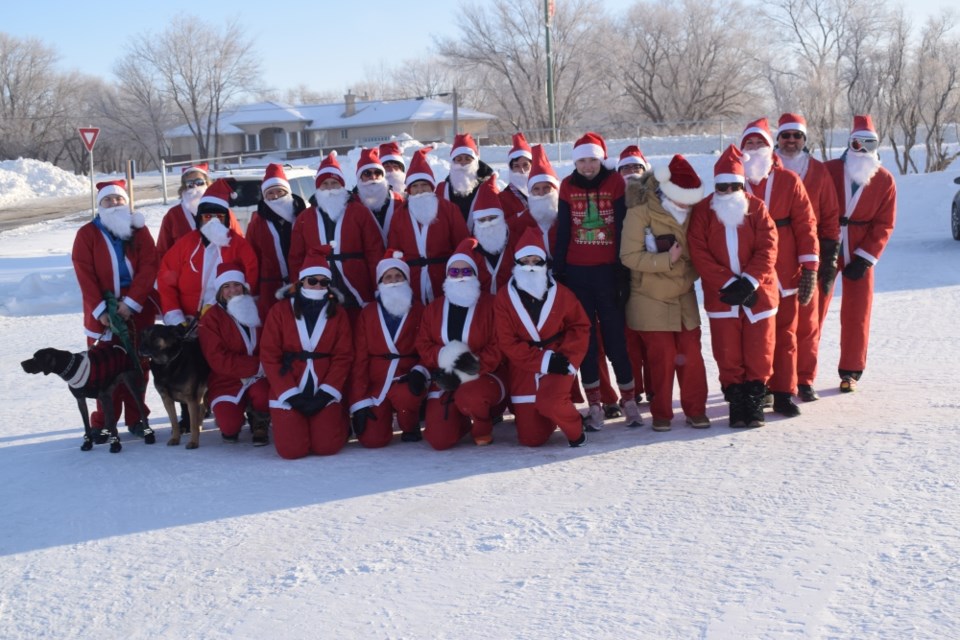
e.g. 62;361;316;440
4;0;947;96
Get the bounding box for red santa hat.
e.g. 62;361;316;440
777;113;808;137
213;261;248;292
261;163;290;194
376;249;411;283
181;162;209;177
96;180;128;205
851;114;877;139
740;117;774;148
507;133;533;163
378;141;405;168
618;145;648;170
450;133;479;160
470;179;504;220
446;237;479;274
405;147;436;190
315;152;345;188
298;247;333;282
653;154;704;205
197;178;236;215
572;132;607;161
356;147;384;180
714;145;747;184
514;226;547;262
527;144;559;190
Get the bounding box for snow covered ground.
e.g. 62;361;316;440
0;151;958;639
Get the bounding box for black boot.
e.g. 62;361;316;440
401;424;423;443
797;384;819;402
744;380;767;428
727;383;747;428
772;391;801;417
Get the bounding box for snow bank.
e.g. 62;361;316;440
0;158;89;207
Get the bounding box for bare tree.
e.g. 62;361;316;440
884;10;921;174
915;15;960;172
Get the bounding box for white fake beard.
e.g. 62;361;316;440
846;151;881;186
316;187;350;222
449;158;480;196
623;173;645;183
660;197;690;225
378;281;413;318
200;217;231;247
385;170;406;193
97;205;141;240
300;287;328;301
710;192;749;228
443;275;481;308
777;150;808;176
509;170;529;195
473;217;508;254
513;264;548;299
528;191;559;227
226;293;261;328
743;146;773;184
181;188;203;216
358;178;389;209
408;191;439;226
266;194;295;222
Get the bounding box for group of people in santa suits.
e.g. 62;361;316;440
70;112;894;454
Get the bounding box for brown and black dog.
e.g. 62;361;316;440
21;344;154;453
139;324;210;449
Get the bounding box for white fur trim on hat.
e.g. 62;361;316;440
316;167;345;182
405;172;435;188
654;163;704;206
446;252;478;273
508;148;533;161
299;264;332;281
471;206;503;220
714;173;745;184
776;122;807;136
527;174;559;190
380;153;405;166
376;251;410;282
451;146;478;159
214;268;246;291
740;127;773;147
261;177;290;193
515;244;546;261
356;162;384;178
572;143;605;161
199;194;231;210
97;184;128;204
618;155;647;170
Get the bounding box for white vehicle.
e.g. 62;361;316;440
210;165;316;230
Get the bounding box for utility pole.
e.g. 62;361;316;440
545;0;557;144
452;87;459;142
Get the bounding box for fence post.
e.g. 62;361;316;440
161;159;168;205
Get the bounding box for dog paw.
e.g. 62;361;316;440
166;438;181;447
81;438;93;451
185;441;199;450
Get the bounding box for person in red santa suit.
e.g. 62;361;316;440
508;144;560;258
415;239;506;449
437;133;497;229
158;178;259;326
822;114;896;393
348;250;429;447
156;164;244;257
379;141;407;196
72;179;159;437
554;131;642;431
620;154;710;431
494;227;590;447
353;147;404;245
774;113;842;401
499;132;532;223
197;262;271;445
387;147;470;304
740;117;819;418
688;145;778;428
464;179;516;295
288;152;384;321
261;249;353;458
245;163;308;320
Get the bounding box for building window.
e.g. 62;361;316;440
246;134;258;151
340;129;349;140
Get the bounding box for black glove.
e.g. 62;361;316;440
406;370;427;396
719;277;755;306
432;369;461;393
616;265;631;309
453;351;480;376
842;256;871;281
286;393;311;414
798;269;817;306
351;406;375;437
547;352;571;374
299;389;334;416
818;238;840;294
742;290;758;308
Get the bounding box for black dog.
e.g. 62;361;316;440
21;345;154;453
139;324;210;449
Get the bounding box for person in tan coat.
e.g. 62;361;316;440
620;155;710;431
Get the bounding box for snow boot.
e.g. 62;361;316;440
401;424;423;443
839;375;857;393
583;403;604;432
744;380;767;428
603;403;622;419
798;384;819;402
727;383;748;428
568;429;586;447
772;392;801;417
248;410;270;447
620;397;644;428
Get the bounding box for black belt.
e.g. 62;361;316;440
406;256;449;268
328;252;364;261
527;330;564;349
775;218;792;227
372;352;418;360
839;218;869;227
280;351;331;375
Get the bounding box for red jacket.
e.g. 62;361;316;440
471;231;518;295
688;193;779;323
509;212;557;261
245;198;306;319
72;221;159;340
498;186;527;224
156;203;245;257
198;303;263;408
824;159;897;266
415;293;502;379
796;156;841;243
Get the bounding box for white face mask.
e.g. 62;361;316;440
473;216;508;254
528;191;559;227
377;280;413;318
407;191;439;227
512;263;548;299
300;287;328;301
266;193;295;222
660;196;691;225
200;216;231;247
443;275;481;308
315;187;350;222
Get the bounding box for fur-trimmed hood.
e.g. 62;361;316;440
625;172;658;209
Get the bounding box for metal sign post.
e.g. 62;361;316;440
78;127;101;216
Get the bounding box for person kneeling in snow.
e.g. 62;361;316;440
494;227;590;447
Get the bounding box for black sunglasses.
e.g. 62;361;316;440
183;179;207;188
779;132;805;140
304;276;330;287
715;183;744;193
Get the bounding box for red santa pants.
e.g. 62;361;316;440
796;288;822;386
271;402;348;459
768;293;799;394
211;378;270;437
511;373;582;447
639;327;708;421
820;266;875;373
708;315;775;388
357;382;426;449
423;374;505;450
596;326;649;403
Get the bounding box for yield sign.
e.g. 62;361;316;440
78;127;100;152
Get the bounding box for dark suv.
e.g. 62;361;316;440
953;176;960;240
213;166;315;229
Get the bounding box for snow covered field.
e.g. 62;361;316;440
0;151;958;639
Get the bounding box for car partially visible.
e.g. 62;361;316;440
211;165;315;230
952;176;960;241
